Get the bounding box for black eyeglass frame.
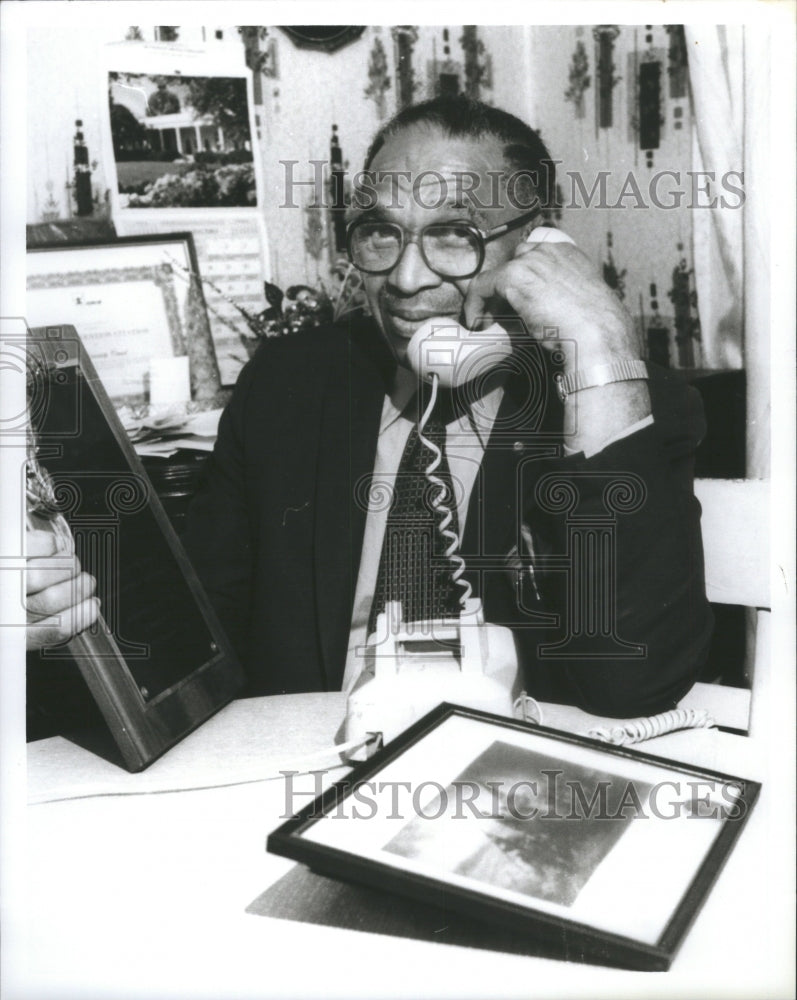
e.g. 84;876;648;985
345;207;543;279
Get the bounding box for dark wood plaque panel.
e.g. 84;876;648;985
27;325;244;770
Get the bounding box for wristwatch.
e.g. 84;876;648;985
554;359;648;403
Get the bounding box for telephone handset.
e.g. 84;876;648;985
405;316;512;389
405;226;575;388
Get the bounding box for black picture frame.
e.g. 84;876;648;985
268;703;760;971
26;325;244;770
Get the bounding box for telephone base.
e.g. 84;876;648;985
344;600;519;760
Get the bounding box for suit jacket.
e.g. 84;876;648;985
183;317;713;717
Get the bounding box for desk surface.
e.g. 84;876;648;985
11;694;795;1000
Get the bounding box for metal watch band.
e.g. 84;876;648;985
555;359;648;402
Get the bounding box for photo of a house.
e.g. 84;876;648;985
108;72;256;208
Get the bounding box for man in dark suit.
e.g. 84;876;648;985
26;96;712;718
180;97;712;715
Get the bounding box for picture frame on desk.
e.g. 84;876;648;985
26;233;221;408
268;703;760;971
26;324;244;770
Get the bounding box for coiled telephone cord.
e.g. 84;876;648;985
417;373;472;609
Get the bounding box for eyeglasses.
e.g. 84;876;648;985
346;208;542;280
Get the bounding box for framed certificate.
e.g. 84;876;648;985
268;703;760;971
26;233;221;406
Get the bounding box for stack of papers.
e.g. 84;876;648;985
120;408;222;458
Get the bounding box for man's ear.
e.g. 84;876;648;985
519;210;549;242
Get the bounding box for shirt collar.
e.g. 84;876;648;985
381;365;505;441
382;365;416;431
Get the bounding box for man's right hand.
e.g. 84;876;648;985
26;529;100;651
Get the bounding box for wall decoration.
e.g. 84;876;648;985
638;52;664;151
40;181;61;223
668;258;701;369
391;26;418;109
665;25;689;99
437;61;462;97
329;124;347;253
646;321;671;368
278;27;366;53
238;27;278;105
72;120;94;216
60;122;110;222
627;42;666;165
460;25;490;100
645;281;670;368
428;58;463;98
592;26;621;130
364;36;391;119
426;28;464;99
564;40;591;118
303;201;328;284
602;230;626;300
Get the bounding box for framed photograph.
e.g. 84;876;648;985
107;70;256;210
26;233;221;406
26;325;244;770
268;703;760;971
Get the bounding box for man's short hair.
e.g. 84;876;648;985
363;95;556;210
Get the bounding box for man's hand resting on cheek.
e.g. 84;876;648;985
464;229;642;366
464;229;651;456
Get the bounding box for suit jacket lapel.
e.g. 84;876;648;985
313;324;388;689
462;341;563;563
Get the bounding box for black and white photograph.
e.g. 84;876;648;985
270;706;759;968
384;739;652;908
0;4;794;1000
109;72;257;209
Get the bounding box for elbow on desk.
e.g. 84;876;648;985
563;602;715;720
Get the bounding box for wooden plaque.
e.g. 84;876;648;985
27;325;244;771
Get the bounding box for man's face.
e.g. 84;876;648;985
357;124;531;367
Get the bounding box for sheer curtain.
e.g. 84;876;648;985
685;25;744;372
686;24;770;477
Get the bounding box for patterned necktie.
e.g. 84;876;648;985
368;395;462;636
